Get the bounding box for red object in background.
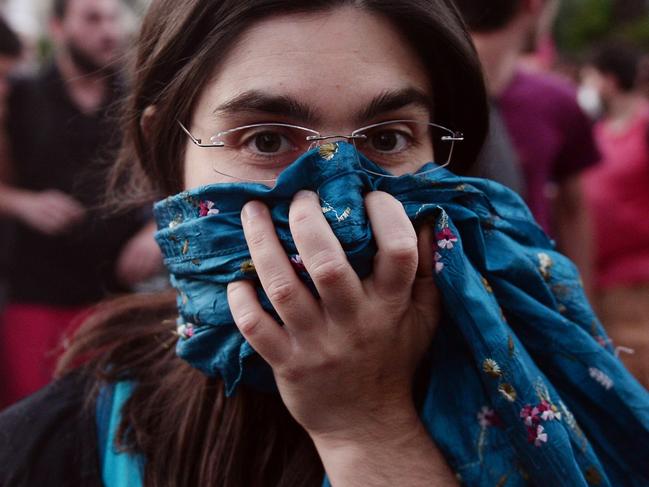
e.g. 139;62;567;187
583;105;649;290
0;303;91;409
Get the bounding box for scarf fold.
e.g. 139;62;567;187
152;143;649;486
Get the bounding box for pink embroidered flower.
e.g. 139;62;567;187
290;254;306;272
177;323;195;339
477;406;502;428
532;425;548;446
538;400;562;421
434;252;444;273
436;228;458;250
520;404;540;427
199;200;220;217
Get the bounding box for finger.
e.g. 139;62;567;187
416;224;434;279
38;211;70;234
241;200;320;332
412;225;440;331
288;190;364;319
46;201;83;223
365;191;418;300
227;280;290;366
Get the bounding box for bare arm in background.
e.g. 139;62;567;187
554;175;594;300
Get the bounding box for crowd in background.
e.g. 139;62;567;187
0;0;647;411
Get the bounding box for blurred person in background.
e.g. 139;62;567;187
0;17;22;344
0;0;162;409
581;42;649;388
0;16;22;318
454;0;599;296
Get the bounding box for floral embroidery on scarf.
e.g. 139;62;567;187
477;406;502;428
177;322;195;340
290;254;306;272
528;425;548;446
168;215;183;229
537;252;553;281
520;399;562;447
436;227;458;249
432;213;455;274
240;259;257;275
320;198;352;222
318;142;338;161
588;367;614;390
337;207;352;222
498;383;517;402
199;200;220;217
481;276;493;293
483;358;502;378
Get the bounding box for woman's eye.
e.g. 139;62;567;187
368;131;409;153
244;131;295;155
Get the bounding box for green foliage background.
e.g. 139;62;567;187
555;0;649;55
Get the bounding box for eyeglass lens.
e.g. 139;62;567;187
205;121;457;182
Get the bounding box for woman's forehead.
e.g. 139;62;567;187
194;7;431;127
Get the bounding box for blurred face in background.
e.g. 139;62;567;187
579;66;616;116
522;0;560;53
52;0;125;74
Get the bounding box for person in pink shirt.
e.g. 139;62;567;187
581;42;649;388
454;0;600;297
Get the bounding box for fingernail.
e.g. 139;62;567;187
242;201;264;221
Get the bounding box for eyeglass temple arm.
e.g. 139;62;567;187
442;132;464;142
177;120;225;147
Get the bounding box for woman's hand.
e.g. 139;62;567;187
228;190;458;485
227;190;439;442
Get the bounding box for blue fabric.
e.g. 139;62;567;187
152;142;649;486
96;381;144;487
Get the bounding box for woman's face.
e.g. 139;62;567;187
183;7;433;189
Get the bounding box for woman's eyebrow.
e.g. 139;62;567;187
212;87;432;126
356;88;433;123
213;90;319;125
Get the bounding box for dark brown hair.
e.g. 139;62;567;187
453;0;523;33
59;1;489;485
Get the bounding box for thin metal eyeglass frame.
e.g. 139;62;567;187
177;119;464;181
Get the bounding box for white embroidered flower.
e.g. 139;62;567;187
589;367;614;390
534;425;548;446
177;322;195;339
477;406;498;428
498;383;517;402
437;239;455;249
482;358;502;378
541;408;562;421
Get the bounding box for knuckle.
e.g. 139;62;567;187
309;252;348;285
280;364;306;383
289;205;313;229
265;278;295;305
236;309;263;336
246;228;269;249
383;236;418;266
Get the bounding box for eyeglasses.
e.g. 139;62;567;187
178;119;464;183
